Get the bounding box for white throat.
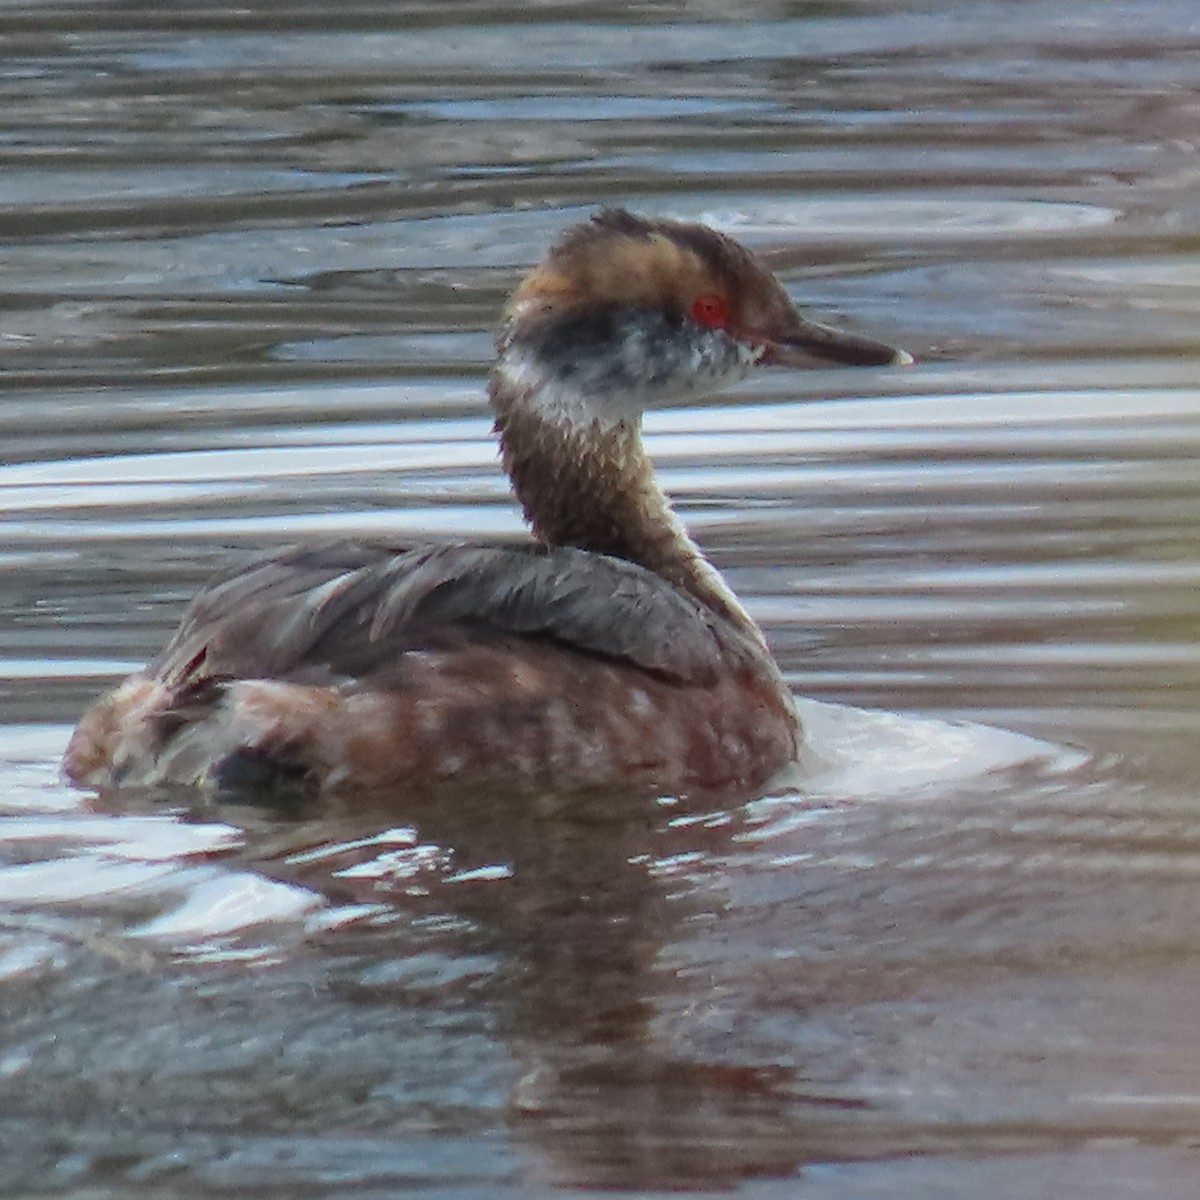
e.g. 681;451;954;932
493;320;763;430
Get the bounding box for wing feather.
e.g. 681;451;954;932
155;540;742;690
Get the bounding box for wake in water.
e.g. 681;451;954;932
0;706;1085;959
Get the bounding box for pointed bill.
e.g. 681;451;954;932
762;316;913;369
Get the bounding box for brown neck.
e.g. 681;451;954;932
491;376;762;639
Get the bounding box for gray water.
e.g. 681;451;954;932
3;1;1200;1195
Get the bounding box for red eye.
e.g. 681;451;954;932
689;292;730;329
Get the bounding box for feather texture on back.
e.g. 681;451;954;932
155;540;756;694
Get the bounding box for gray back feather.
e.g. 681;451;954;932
156;541;749;690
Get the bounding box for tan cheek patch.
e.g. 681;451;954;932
510;237;717;318
505;265;578;322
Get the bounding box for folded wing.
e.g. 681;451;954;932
154;540;747;693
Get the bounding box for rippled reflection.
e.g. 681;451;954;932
3;0;1200;1196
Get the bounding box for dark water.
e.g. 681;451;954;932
3;1;1200;1195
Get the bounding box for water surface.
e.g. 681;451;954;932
3;1;1200;1195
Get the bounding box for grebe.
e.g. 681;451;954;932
64;209;909;801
